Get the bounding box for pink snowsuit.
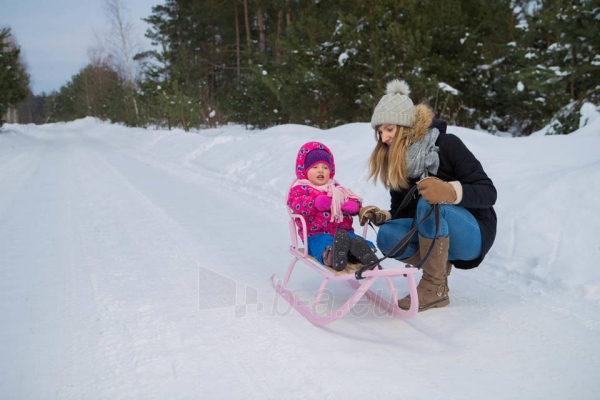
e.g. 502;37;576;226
287;142;361;241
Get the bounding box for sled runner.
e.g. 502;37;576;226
271;179;422;325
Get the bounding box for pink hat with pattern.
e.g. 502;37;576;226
295;142;336;180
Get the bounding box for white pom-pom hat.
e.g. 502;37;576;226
370;79;415;129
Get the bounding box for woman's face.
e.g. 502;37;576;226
377;124;398;146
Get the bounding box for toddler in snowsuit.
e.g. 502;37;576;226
287;141;380;271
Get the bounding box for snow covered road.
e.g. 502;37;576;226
1;120;598;399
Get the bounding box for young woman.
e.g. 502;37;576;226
359;79;497;312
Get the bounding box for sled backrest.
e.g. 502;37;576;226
287;178;309;255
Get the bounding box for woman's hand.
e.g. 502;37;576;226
358;205;391;226
417;177;458;204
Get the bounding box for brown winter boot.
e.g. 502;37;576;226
401;252;451;272
399;251;421;266
401;252;452;272
398;235;450;312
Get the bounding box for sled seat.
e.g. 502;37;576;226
298;248;364;275
271;178;420;326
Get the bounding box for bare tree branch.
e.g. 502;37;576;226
104;0;140;118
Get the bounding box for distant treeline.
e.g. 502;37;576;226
16;0;600;135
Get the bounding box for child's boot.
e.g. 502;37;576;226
321;246;333;266
349;236;380;268
332;230;351;271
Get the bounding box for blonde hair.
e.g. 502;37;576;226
367;125;412;190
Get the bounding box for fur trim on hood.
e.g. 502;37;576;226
404;104;434;145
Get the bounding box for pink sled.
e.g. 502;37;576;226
271;179;420;325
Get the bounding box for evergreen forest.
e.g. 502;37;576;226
4;0;600;135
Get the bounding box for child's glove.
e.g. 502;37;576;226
417;177;457;204
358;205;391;226
341;200;360;215
315;195;332;211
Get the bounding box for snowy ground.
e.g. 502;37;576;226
1;113;599;399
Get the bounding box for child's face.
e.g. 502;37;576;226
307;163;331;185
377;124;398;146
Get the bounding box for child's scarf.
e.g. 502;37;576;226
297;178;362;222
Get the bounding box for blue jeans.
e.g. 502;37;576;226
308;231;375;263
376;197;482;262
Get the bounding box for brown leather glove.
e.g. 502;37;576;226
358;205;391;226
417;177;457;204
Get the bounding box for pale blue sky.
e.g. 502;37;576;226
1;0;158;95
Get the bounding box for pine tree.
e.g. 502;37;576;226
139;0;243;129
95;0;596;133
264;0;345;127
17;91;49;124
328;0;515;129
515;0;599;134
0;28;30;127
46;62;126;123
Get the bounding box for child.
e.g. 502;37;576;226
287;141;380;271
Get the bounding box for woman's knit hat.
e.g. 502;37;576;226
304;149;332;171
370;79;414;129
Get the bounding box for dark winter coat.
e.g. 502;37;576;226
390;119;497;269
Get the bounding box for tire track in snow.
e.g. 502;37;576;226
0;132;48;216
81;133;363;398
65;134;291;398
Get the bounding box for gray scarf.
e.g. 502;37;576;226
406;128;440;179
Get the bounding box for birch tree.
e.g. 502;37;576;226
104;0;140;120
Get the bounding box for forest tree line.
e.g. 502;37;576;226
4;0;599;135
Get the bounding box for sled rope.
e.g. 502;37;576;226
356;185;441;280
